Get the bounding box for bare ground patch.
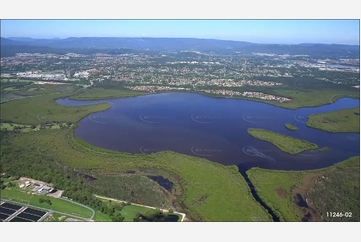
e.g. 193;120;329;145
275;188;287;199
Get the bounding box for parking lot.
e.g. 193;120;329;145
0;201;48;222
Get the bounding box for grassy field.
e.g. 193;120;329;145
272;87;359;109
45;211;111;222
247;128;319;154
307;107;360;133
69;87;147;100
285;123;299;131
1;188;93;218
9;83;76;96
93;211;112;222
0;93;110;125
2;87;19;92
247;156;360;222
119;205;156;221
1;82;33;94
7;128;272;222
45;213;88;222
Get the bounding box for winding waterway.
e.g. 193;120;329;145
56;92;360;221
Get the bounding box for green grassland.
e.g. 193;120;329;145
69;87;147;100
0;93;110;125
285;123;299;131
247;128;319;154
93;211;112;222
3;83;66;96
99;199;162;222
2;86;19;92
7;128;272;222
1;81;33;93
1;188;93;218
120;205;157;221
247;156;360;222
271;88;359;109
307;107;360;133
45;213;88;222
44;211;111;222
258;78;360;109
248;169;304;222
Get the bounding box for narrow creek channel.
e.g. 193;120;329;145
239;169;280;222
148;171;280;221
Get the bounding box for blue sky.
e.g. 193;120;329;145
1;20;359;45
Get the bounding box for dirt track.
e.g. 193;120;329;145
94;194;186;222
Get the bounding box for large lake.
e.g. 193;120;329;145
56;93;360;172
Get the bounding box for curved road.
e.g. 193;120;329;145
1;198;94;222
58;197;95;220
94;194;186;222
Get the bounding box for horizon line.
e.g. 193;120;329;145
3;36;360;46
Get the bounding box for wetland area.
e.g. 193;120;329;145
2;89;359;222
54;92;360;222
57;92;360;172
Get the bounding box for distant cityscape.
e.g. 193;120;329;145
1;50;359;103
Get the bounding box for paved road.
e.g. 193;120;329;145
1;198;92;222
59;197;95;220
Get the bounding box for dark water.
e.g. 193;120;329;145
240;170;280;222
74;172;97;181
56;93;360;172
294;194;308;208
48;189;58;194
294;194;313;222
139;213;179;222
125;171;136;174
147;176;174;192
17;212;41;221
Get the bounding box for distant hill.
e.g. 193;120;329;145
3;37;254;50
7;37;36;42
1;37;24;45
1;37;359;58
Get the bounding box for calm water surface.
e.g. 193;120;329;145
56;93;360;172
